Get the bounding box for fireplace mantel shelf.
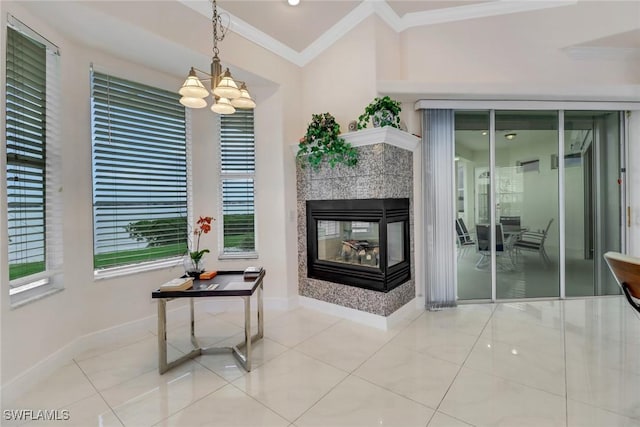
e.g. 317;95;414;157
341;127;420;152
290;127;420;155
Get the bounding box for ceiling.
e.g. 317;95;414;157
13;0;640;85
179;0;640;66
218;0;491;52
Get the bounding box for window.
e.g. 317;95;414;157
219;109;256;256
91;70;188;273
5;19;62;299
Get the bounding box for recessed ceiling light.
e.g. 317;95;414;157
288;0;300;5
481;131;488;136
505;132;517;140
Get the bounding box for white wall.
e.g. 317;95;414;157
402;1;640;86
301;16;378;130
1;0;639;395
0;1;192;387
0;0;303;390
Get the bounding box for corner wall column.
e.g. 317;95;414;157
422;109;457;309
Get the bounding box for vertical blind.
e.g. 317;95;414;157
6;27;47;282
422;109;457;309
91;71;188;269
220;109;256;254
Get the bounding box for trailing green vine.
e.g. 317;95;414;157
297;113;358;170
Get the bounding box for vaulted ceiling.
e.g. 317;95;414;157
12;0;640;78
180;0;640;66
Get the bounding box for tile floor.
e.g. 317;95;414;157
3;297;640;426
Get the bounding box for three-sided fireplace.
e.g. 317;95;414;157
306;198;410;292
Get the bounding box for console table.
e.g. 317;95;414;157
151;270;265;374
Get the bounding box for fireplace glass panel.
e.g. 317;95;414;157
387;221;405;266
317;220;380;268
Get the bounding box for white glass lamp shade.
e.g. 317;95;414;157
180;96;207;109
231;84;256;109
178;69;209;99
211;97;236;114
213;68;241;99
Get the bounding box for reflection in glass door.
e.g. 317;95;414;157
455;111;491;300
495;111;559;298
565;111;622;296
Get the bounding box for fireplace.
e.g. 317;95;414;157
306;198;410;292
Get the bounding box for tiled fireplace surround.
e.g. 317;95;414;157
296;128;420;324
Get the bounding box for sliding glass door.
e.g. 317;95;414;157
494;111;559;298
454;108;623;301
564;111;622;297
455;111;491;300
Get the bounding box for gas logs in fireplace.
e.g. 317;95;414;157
306;198;410;292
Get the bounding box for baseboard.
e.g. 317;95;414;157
1;296;297;403
298;296;420;330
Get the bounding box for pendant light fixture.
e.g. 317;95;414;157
178;0;255;114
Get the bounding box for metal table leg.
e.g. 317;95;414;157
158;283;265;374
158;297;202;375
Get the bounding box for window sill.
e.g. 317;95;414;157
10;285;64;309
94;257;183;281
218;252;259;260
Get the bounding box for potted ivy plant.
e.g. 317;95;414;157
357;96;402;129
297;112;358;170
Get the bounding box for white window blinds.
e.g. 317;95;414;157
91;71;188;270
6;27;47;282
6;23;63;299
220;109;256;255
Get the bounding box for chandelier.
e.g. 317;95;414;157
178;0;255;114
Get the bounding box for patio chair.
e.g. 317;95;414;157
512;218;553;266
455;218;475;258
475;223;513;270
603;251;640;314
499;216;521;233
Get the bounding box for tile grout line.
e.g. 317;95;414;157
429;302;498;422
71;358;127;427
288;312;428;425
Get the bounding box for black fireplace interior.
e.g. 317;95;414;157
306;198;410;292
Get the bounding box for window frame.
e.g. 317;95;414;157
5;17;63;306
218;109;257;259
90;68;190;279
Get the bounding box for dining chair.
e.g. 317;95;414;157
603;251;640;314
512;218;553;266
499;216;521;233
455;218;475;258
475;223;512;270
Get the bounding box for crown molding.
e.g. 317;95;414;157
370;0;404;33
564;46;640;61
180;0;578;68
179;1;305;66
401;0;576;29
298;1;376;66
225;8;305;66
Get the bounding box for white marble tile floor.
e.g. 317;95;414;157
3;298;640;426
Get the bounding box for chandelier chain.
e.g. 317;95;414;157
211;0;228;57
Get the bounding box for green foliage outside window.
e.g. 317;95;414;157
125;217;187;247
